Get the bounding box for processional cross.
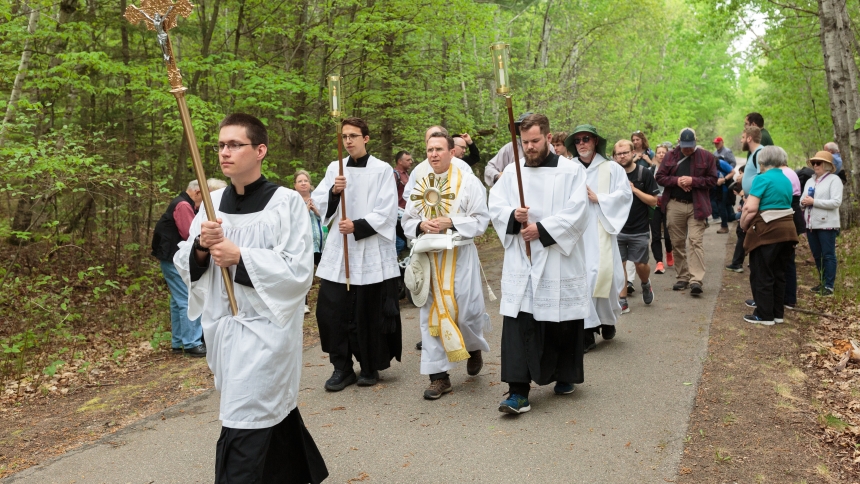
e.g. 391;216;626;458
125;0;239;315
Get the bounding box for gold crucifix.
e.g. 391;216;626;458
124;0;194;91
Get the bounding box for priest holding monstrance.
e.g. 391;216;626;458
402;132;491;400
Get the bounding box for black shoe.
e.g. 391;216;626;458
817;287;834;297
183;344;207;357
171;347;183;354
745;299;756;308
601;324;616;340
357;370;379;387
583;330;597;353
673;280;690;291
415;341;423;351
810;285;821;293
466;350;483;376
690;283;703;296
725;264;743;273
324;369;357;392
626;281;635;294
641;281;654;305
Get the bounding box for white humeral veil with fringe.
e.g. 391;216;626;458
401;164;491;375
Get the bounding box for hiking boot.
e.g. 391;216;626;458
498;394;531;415
325;369;357;392
357;370;379;387
553;382;575;395
666;252;674;266
620;297;630;314
725;264;743;273
690;283;703;296
642;281;654;305
744;314;774;326
182;344;207;357
673;280;690;291
717;226;729;234
626;281;635;295
817;287;834;297
810;285;821;293
467;350;483;376
583;330;597;353
601;324;616;340
745;299;756;308
423;377;452;400
654;262;665;274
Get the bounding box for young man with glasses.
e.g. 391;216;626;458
312;117;402;392
564;125;633;352
175;113;328;483
613;140;659;313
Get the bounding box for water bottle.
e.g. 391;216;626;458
807;186;815;198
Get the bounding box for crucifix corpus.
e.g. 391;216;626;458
328;76;351;290
125;0;238;315
490;41;530;260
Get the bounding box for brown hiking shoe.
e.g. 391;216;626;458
423;378;452;400
716;226;729;234
466;350;483;376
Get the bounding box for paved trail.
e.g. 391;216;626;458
6;227;730;484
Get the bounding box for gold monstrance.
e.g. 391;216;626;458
125;0;238;315
490;41;530;260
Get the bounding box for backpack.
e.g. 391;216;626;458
633;165;656;220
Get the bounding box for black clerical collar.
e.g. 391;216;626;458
527;152;559;168
578;157;592;169
220;176;279;214
347;153;371;167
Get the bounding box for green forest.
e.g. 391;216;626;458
1;0;859;381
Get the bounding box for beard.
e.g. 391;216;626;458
577;147;594;160
742;140;749;152
524;143;549;167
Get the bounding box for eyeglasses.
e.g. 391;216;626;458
614;150;631;157
572;136;591;145
811;161;823;166
213;142;257;153
454;144;468;150
341;134;364;141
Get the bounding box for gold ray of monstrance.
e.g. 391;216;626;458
410;173;456;220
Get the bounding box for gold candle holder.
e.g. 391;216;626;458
328;76;342;118
490;41;512;95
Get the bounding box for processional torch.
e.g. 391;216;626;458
328;76;351;291
490;41;530;260
125;0;238;315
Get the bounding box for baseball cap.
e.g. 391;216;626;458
679;128;697;148
713;136;723;144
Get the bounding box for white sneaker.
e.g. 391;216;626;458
774;318;784;324
304;305;310;314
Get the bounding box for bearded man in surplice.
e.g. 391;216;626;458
488;113;591;415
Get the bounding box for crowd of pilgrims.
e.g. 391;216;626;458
161;110;843;482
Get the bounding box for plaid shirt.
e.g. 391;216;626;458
655;147;718;220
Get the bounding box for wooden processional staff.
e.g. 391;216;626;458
328;76;351;291
125;0;238;315
490;42;530;260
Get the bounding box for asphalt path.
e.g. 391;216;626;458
6;225;729;484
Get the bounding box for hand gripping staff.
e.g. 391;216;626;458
490;42;530;260
125;0;238;315
328;76;351;290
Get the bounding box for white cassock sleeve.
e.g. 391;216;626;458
401;194;422;241
237;194;314;327
536;169;589;256
449;177;490;239
595;163;634;235
488;166;519;248
311;163;337;226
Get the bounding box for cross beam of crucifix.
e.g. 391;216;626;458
124;0;194;90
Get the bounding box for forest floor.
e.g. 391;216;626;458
1;229;858;481
678;228;860;483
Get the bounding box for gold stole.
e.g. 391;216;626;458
424;165;470;362
593;161;614;298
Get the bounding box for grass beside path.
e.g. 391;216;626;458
678;227;860;483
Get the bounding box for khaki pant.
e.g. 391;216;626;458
666;200;707;285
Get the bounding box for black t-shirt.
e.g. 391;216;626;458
622;165;660;235
670;157;693;202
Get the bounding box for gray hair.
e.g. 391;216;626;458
207;178;227;191
824;141;839;153
758;145;788;169
294;169;314;190
187;180;200;190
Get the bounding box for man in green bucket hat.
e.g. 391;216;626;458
565;124;633;352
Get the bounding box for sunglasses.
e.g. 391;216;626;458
811;161;823;166
572;136;592;145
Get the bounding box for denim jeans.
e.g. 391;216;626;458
806;229;838;289
160;260;203;349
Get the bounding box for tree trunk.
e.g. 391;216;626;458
0;5;39;145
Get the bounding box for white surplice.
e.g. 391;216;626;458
174;187;314;429
488;155;591;322
402;156;472;205
312;155;400;285
573;154;634;328
401;165;491;375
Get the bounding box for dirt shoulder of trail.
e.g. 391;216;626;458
677;233;855;484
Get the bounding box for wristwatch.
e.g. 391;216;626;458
193;235;210;253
